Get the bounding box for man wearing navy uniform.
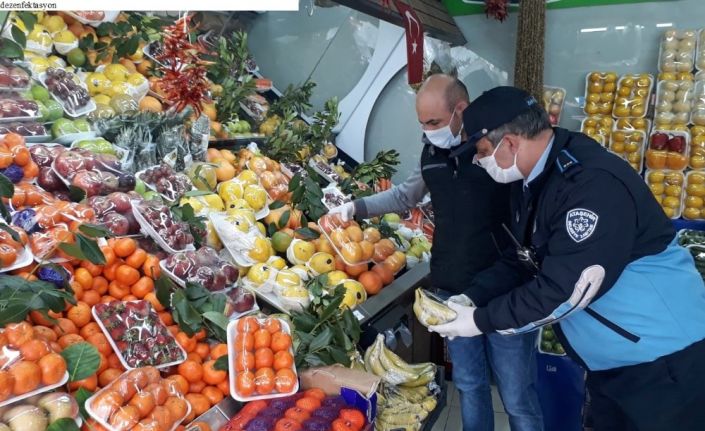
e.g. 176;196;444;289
430;86;705;430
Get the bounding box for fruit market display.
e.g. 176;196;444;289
609;129;646;171
659;30;697;74
654;80;694;128
683;171;705;220
0;10;446;431
645;130;689;171
580;115;612;146
584;71;618;117
612;74;653;119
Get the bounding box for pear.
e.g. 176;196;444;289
4;405;47;431
38;393;77;423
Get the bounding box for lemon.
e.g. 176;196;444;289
108;81;131;97
86;72;109;96
326;270;348;287
276;269;302;288
104;64;129;82
29;57;51;74
93;94;111;106
246;263;274;285
42;15;66;33
127;73;146;87
267;256;287;271
244;184;267;211
219;181;245;201
237;170;259;186
28;28;52;48
53;30;76;44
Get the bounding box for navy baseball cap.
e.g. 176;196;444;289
461;86;539;147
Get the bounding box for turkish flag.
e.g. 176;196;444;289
393;0;424;85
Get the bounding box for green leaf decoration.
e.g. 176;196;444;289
0;224;20;242
0;37;23;59
294;227;319;240
328;346;350;366
184;190;213;197
58;242;86;261
68;185;86;203
0;173;14;198
269;200;286;210
75;233;106;265
214;354;229;371
61;342;101;382
155;275;174;310
309;327;333;352
17;12;36;32
10;26;25;48
78;223;114;239
278;210;290;229
202;311;229;332
73;387;94;419
48;418;80;431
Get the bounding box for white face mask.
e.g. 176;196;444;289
424;110;463;149
476;138;524;183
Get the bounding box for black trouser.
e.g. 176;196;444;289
586;338;705;431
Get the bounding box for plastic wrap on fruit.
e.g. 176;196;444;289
0;97;39;119
37;265;69;288
2;404;48;431
30;226;73;260
224;288;256;317
242;262;278;293
11;208;39;233
413;288;457;327
278;285;311;312
35;392;80;423
0;164;23;184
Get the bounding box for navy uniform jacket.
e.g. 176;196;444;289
465;127;705;371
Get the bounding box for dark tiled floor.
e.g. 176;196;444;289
431;383;510;431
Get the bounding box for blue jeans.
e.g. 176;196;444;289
448;332;543;431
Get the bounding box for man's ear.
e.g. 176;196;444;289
456;100;469;112
504;135;521;153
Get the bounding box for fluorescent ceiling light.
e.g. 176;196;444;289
581;27;608;33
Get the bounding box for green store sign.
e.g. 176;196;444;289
442;0;668;16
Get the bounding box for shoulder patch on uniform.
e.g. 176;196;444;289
565;208;598;243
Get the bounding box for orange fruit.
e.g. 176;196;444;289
116;265;140;286
131;276;154;299
67;301;92;328
165;375;189;395
143;366;161;384
255;348;274;369
371;264;394;285
109;405;140;430
304;388;326;401
91;389;124;419
81;260;104;277
39;352;67;385
5;321;34;347
148;405;172;430
92;275;109;294
70;281;84;301
68;373;98;392
194;329;207;341
189;379;207;393
186;393;211;417
158;311;174;326
176;332;196;353
144;292;164;312
235;351;255;372
210;343;228;360
100;295;118;304
235;371;256;396
59;333;85;349
275;369;297;393
202;385;224;406
187;352;203;364
191;342;208;360
53;317;78;338
126;368;150;389
217;378;230;397
103;262;121;282
33;325;57;343
113;376;138;400
101;246;117;266
113;238;137;258
263;318;282;334
202;359;227;385
109;280;131;299
178;359;203;383
108;353;124;370
82;290;101;306
10;361;41;394
358;271;383;295
126;248;147;269
271;332;292;353
340;409;366;430
97;352;108;374
237;316;260;334
344;263;367;278
99;368;124;387
129;391;156;419
164;395;189;421
145;382;169;405
273;351;294;371
29;309;59;327
74;267;94;290
284;407;311;423
254;367;275;394
19;338;50;361
142;255;161;279
253;329;271;349
295;396;321;412
88;333;113;356
0;370;14;402
80;322;102;340
234;333;254;352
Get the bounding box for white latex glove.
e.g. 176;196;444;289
328;202;355;222
429;302;481;340
448;294;474;307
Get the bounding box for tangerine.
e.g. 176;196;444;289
255;348;274;369
80;260;104;277
210;343;228;360
275;369;297;393
235;371;256;396
38;352;67;385
358;271;383;295
254;367;275;394
237;316;260;334
33;326;57;343
0;371;13;402
177;359;203;383
276;418;302;431
88;333;113;356
19;338;50;361
91;389;124;419
80;322;102;340
295;396;321;412
164;395;189;421
129;391;156;418
145;382;169;405
304;388;326;401
263;318;282;334
148;405;173;430
109;405;140;430
144;292;164;312
125;248;147;269
235;351;255;372
116;265;140;286
113;238;137;258
68;373;98;391
108;280;130;299
92;275;109;294
5;321;34;347
67;301;92;328
194;342;210;360
165;375;189;395
202;385;224;406
74;267;94;290
99;368;124;387
271;332;292;353
131;276;154;298
371;264;394;285
202;359;227;385
217;378;230;397
101;246;117;266
284;407;311;423
59;333;85;349
273;351;294;371
234;333;254;352
82;290;101;306
253;329;271;349
176;332;196;353
142;255;161;279
186;393;211;416
340;409;366;429
189;379;206;393
10;361;41;394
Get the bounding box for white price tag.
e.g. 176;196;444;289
353;310;365;321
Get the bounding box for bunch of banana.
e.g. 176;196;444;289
413;288;457;327
364;335;436;387
375;384;439;431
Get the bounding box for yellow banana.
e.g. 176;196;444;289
376;336;422;384
401;367;436;388
421;396;438;412
381;344;436;375
366;338;387;377
413;288;457;327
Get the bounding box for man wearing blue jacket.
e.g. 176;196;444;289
430;86;705;430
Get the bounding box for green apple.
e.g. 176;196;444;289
51;118;78;138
